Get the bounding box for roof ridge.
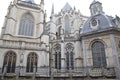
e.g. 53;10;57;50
61;2;72;12
25;0;34;3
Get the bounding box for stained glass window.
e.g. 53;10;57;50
66;43;74;70
3;51;16;73
65;15;70;34
54;44;61;69
18;13;34;36
92;41;107;68
26;52;38;72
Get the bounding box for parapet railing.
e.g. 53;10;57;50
0;66;116;78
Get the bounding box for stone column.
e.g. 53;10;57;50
110;34;120;79
2;65;7;80
16;66;20;80
61;42;65;69
82;40;87;76
32;65;36;80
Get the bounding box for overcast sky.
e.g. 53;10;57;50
0;0;120;31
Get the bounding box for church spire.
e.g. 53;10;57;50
50;3;54;20
51;3;54;15
90;0;104;16
40;0;44;10
61;2;72;12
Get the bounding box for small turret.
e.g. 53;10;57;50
40;0;44;10
44;10;47;23
90;0;104;16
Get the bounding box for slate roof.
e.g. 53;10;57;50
25;0;34;3
91;0;101;5
61;2;72;12
81;14;117;34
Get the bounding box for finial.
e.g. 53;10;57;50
10;1;12;5
74;6;76;10
41;0;44;4
44;10;47;23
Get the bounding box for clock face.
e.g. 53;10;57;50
90;18;98;29
91;19;97;26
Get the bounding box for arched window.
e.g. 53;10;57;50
56;26;61;39
54;44;61;69
26;52;38;72
65;15;70;34
18;13;34;36
66;43;74;70
2;51;16;73
91;41;107;68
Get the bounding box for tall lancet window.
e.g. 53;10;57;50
91;41;107;68
2;51;16;73
65;15;70;34
18;13;34;36
26;52;38;72
66;43;74;70
54;44;61;69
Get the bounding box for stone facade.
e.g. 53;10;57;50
0;0;120;80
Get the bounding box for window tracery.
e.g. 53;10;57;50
65;15;70;34
18;13;34;36
26;52;38;72
65;43;74;70
54;44;61;69
91;41;107;68
3;51;16;73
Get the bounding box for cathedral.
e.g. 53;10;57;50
0;0;120;80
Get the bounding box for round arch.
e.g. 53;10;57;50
89;39;107;50
4;50;17;57
91;40;107;68
27;52;38;57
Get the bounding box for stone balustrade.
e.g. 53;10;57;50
0;67;115;78
17;1;40;10
0;39;45;51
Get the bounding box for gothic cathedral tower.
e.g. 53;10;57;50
1;0;44;38
47;2;88;71
0;0;49;74
0;0;120;79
